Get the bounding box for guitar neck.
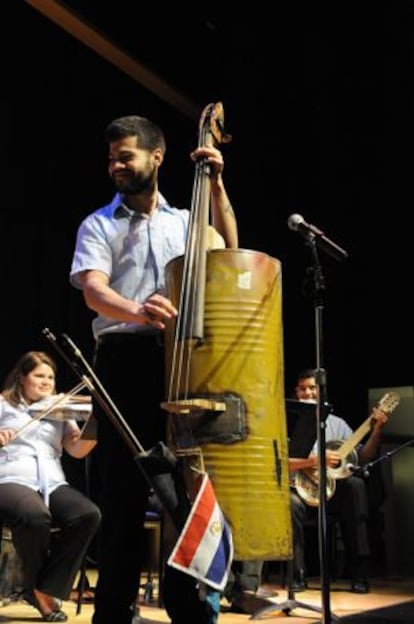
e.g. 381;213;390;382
331;392;399;464
337;416;373;460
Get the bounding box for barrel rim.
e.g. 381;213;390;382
166;247;281;270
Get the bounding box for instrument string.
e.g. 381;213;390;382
166;108;215;450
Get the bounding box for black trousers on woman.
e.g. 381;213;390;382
0;482;101;599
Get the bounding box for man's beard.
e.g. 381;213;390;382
114;167;156;195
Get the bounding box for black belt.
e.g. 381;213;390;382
97;332;163;347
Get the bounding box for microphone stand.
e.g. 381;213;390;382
308;236;339;624
298;236;341;623
250;549;324;620
348;437;414;477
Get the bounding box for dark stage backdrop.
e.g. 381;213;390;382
1;3;412;429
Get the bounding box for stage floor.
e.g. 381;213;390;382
1;572;413;623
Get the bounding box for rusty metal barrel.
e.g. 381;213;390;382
164;248;292;560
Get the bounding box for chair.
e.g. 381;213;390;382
140;507;164;607
73;554;92;615
77;504;165;614
0;520;90;614
265;513;343;590
301;513;344;582
0;522;24;604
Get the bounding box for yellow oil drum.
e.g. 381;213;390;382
164;248;292;560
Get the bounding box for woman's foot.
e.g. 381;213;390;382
24;589;68;622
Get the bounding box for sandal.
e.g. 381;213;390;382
23;590;68;622
42;612;68;623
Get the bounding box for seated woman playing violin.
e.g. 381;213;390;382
0;350;101;622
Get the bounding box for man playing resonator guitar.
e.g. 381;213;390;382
289;368;395;594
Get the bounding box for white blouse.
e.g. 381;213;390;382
0;396;79;505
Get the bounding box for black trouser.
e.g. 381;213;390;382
91;333;214;624
224;560;263;601
290;475;370;576
0;482;100;599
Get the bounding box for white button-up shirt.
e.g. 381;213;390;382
0;396;78;506
70;192;189;339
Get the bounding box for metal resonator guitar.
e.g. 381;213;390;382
295;391;400;506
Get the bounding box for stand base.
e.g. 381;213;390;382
251;596;342;621
249;559;342;622
250;597;321;619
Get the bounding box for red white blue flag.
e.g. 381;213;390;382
167;472;233;591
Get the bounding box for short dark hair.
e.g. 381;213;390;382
104;115;166;156
296;368;316;382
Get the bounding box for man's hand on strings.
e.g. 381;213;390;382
325;449;341;468
142;293;178;329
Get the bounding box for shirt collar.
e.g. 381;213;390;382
110;192;175;218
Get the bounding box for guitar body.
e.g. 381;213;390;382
326;440;358;480
294;468;336;507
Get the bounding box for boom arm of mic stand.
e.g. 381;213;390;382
356;437;414;476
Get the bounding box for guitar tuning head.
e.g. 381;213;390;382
378;392;400;414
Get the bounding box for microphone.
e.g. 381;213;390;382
346;463;369;478
287;213;348;262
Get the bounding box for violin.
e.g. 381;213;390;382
29;391;92;422
0;381;93;449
